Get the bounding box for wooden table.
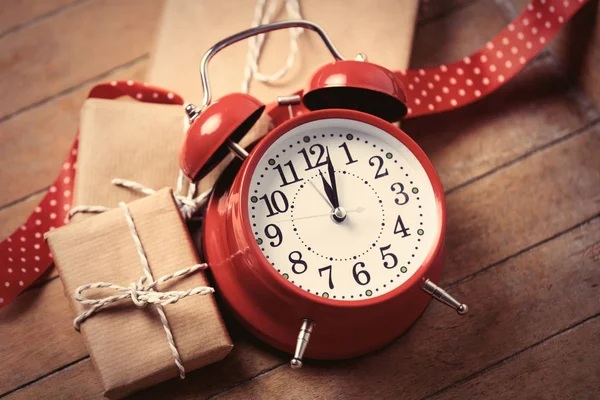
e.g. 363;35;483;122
1;0;599;399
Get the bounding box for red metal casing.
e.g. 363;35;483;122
303;60;408;121
180;93;265;182
203;108;445;360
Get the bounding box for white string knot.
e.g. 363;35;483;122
72;202;214;379
68;174;211;222
74;263;214;328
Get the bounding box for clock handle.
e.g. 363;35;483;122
290;319;315;369
198;20;344;112
422;279;468;315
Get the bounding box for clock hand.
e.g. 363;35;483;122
325;146;340;208
273;207;365;224
308;180;333;209
318;169;337;209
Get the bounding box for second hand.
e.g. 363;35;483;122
273;207;366;224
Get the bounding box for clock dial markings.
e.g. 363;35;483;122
248;118;435;301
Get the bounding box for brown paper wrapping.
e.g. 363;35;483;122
47;189;233;399
148;0;418;102
75;99;187;209
148;0;417;192
76;95;272;201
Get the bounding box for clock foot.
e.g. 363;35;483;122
422;279;468;315
290;319;315;369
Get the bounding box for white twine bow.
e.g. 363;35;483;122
72;202;214;379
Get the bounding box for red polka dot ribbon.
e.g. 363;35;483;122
0;0;589;308
401;0;587;118
0;82;183;307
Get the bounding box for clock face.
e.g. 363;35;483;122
247;117;439;301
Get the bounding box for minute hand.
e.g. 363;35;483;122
325;146;340;208
318;169;337;209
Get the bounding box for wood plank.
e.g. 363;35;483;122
0;0;79;36
0;194;43;240
0;0;162;121
0;58;148;210
0;279;86;395
417;0;483;24
431;316;600;400
5;129;599;399
3;359;101;400
410;0;507;69
442;127;600;284
215;208;600;399
1;296;285;399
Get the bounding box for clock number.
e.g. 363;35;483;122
369;156;389;179
318;265;335;289
379;244;398;269
260;191;289;217
289;251;308;274
264;224;283;247
390;182;409;205
298;144;327;170
273;161;303;187
393;215;411;237
352;261;371;286
339;142;358;165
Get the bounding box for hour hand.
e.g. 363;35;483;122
325;147;339;207
319;169;337;208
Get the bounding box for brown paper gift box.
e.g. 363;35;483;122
47;188;233;399
75;95;272;203
74;98;188;209
147;0;418;192
148;0;418;102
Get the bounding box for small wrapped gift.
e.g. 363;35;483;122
47;188;232;398
74;98;188;210
74;95;271;205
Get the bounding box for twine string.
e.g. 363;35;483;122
68;176;211;221
241;0;304;94
73;202;214;379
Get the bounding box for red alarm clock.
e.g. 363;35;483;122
180;21;467;367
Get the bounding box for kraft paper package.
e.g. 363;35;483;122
148;0;418;192
73;99;188;210
46;99;241;398
47;189;233;398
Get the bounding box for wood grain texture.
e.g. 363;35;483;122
0;279;86;395
0;0;80;36
216;212;600;400
431;316;600;400
2;312;286;400
0;60;149;212
0;0;162;121
1;0;599;398
4;126;598;399
411;0;507;69
442;127;600;284
417;0;483;24
3;358;101;400
0;194;43;240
